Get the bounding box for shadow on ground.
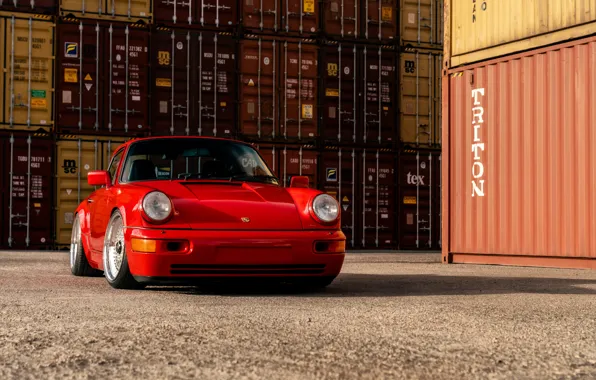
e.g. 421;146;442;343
145;273;596;297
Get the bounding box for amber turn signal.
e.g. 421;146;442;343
131;238;157;253
314;240;346;254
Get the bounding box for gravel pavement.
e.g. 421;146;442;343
1;250;596;379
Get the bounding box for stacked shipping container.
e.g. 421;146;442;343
442;0;596;268
0;0;445;250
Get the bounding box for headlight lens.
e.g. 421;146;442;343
312;194;339;223
142;191;172;222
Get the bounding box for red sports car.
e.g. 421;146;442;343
70;137;346;289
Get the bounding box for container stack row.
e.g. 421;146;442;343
0;0;445;251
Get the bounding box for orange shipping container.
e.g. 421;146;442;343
442;35;596;269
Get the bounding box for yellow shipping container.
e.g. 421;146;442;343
55;136;129;246
400;0;444;48
399;50;442;148
446;0;596;67
0;13;54;132
59;0;151;22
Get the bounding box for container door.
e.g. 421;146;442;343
242;0;279;32
398;151;440;249
362;46;396;145
400;0;439;47
279;146;318;188
239;39;276;139
363;0;396;42
2;134;53;249
400;51;437;147
361;150;395;248
280;41;317;141
152;0;191;25
152;30;191;136
3;16;54;131
321;44;358;143
198;0;237;28
109;0;152;21
0;0;56;14
55;139;102;246
56;22;102;134
60;0;103;17
196;32;236;138
322;0;359;38
282;0;318;34
321;149;357;248
105;24;150;135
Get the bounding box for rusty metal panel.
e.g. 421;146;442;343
363;0;396;43
320;43;359;143
321;148;357;248
152;0;237;29
0;14;54;132
280;40;317;140
399;50;442;148
398;150;441;250
151;29;236;137
362;45;396;145
0;1;56;15
0;131;53;249
447;0;596;68
321;0;359;39
55;21;150;137
54;136;128;246
444;36;596;267
361;150;395;248
400;0;442;48
59;0;151;22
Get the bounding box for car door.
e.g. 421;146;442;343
89;148;125;260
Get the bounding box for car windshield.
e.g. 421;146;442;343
120;139;278;185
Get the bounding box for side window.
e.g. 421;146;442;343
108;149;125;181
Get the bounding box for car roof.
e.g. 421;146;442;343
114;136;255;151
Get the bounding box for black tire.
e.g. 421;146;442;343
70;214;102;277
102;211;145;290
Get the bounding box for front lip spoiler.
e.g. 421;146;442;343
133;275;336;286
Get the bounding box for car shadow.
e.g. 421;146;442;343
145;273;596;297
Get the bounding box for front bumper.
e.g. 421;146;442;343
125;228;345;283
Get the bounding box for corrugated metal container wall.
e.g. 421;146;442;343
321;148;357;248
241;0;318;36
363;0;396;43
400;0;443;48
321;0;359;39
239;37;318;142
399;50;442;148
152;0;236;28
398;150;441;249
443;36;596;269
54;136;127;246
446;0;596;68
361;150;395;248
151;29;236;137
363;45;396;145
55;21;150;137
0;132;53;249
0;0;56;15
320;43;359;143
0;14;54;132
59;0;151;23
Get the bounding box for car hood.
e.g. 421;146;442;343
140;181;304;230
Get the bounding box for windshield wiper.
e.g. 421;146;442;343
228;174;279;184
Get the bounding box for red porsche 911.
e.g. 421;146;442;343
70;137;346;289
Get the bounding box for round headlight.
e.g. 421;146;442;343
312;194;339;223
142;191;172;222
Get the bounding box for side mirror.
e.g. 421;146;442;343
88;170;112;187
289;176;309;188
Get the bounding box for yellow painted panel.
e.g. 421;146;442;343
59;0;151;21
450;0;596;66
400;0;444;47
399;50;442;147
0;14;54;131
55;137;128;246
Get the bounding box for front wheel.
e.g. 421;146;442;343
103;211;144;290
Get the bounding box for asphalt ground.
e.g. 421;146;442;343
1;250;595;380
